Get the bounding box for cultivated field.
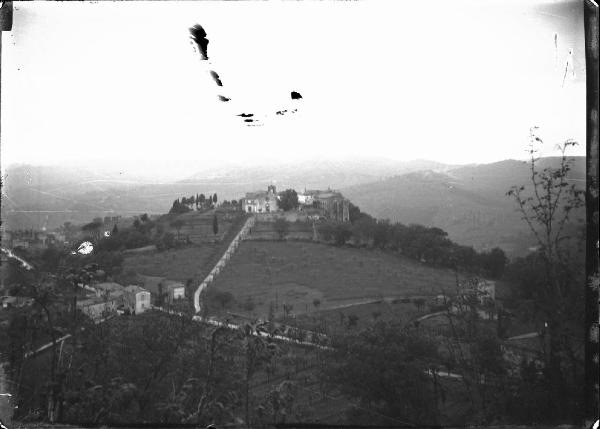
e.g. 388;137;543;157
163;208;245;244
122;210;248;283
122;244;221;283
209;241;460;319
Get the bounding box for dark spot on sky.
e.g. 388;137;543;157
189;24;209;60
291;91;302;100
237;113;254;118
218;95;230;102
210;70;223;87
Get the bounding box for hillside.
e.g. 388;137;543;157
2;156;585;254
207;240;462;320
1;158;455;230
343;157;586;256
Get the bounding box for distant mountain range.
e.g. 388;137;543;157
1;157;586;256
342;157;586;256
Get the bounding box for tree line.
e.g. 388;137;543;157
315;206;508;279
169;193;221;214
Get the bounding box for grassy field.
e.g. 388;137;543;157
288;300;424;335
122;210;248;283
249;219;314;240
209;241;460;320
122;244;221;283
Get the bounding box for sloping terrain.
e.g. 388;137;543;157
209;241;461;320
343;157;585;256
2;159;454;230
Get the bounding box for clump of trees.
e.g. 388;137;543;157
95;214;155;252
318;207;508;279
278;189;299;211
169;193;220;214
327;322;440;425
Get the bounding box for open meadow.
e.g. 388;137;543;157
122;244;221;283
209;240;460;320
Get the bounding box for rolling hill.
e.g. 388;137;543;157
1;158;454;230
343;157;586;256
2;157;586;257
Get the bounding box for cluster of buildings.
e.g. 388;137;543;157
241;185;350;222
430;279;497;320
3;229;67;251
76;277;186;321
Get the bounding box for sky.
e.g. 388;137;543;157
0;0;587;175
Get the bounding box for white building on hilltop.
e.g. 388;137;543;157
243;185;279;213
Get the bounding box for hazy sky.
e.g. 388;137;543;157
1;0;586;171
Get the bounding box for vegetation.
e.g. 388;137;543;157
168;192;221;215
169;198;191;214
278;189;299;211
327;322;440;425
1;130;587;426
504;128;585;422
212;214;219;236
342;157;585;256
208;241;459;319
273;218;290;240
318;210;508;279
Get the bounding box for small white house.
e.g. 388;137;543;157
476;280;496;304
297;193;314;206
77;297;118;321
460;279;496;305
124;285;151;315
162;280;186;304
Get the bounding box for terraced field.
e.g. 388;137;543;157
165;208;244;244
123;210;248;283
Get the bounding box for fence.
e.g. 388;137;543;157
193;216;256;313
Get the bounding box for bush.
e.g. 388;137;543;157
97;229;151;252
155;232;175;251
205;289;235;309
274;217;290;240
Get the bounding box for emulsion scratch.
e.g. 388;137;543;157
562;47;575;87
72;241;94;255
210;70;223;87
188;23;303;126
189;24;209;60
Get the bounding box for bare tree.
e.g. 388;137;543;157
506;127;585;419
